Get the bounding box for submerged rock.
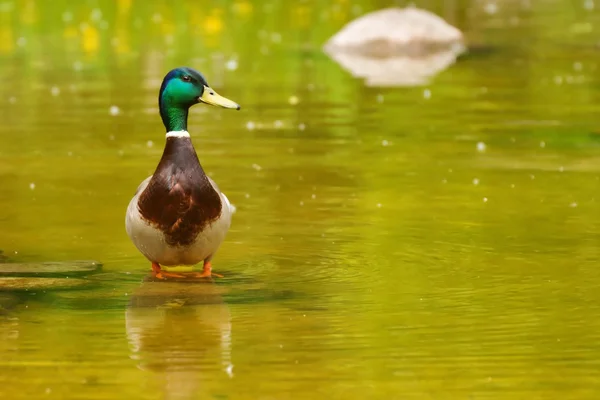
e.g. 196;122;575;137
0;277;92;291
323;7;465;86
0;260;102;277
324;7;464;56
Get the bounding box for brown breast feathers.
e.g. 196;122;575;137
137;137;222;247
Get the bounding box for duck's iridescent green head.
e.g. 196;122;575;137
158;67;240;132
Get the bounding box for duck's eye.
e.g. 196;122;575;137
181;75;192;82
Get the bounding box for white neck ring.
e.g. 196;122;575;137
166;130;190;138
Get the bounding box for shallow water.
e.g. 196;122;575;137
1;0;600;399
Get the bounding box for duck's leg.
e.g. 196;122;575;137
151;262;186;279
188;261;223;278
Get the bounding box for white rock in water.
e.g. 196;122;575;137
323;7;465;87
324;7;464;56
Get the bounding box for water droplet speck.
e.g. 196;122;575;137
484;2;498;14
109;105;120;116
90;8;103;22
225;59;238;71
270;32;281;43
62;11;73;22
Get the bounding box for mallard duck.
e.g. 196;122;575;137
126;67;240;279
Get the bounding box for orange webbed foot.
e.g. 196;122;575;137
150;261;222;280
151;262;186;280
186;261;223;279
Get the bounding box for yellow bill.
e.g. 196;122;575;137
199;86;240;110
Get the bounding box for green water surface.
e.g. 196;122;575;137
1;0;600;399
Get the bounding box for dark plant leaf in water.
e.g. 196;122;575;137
0;293;22;314
44;293;132;311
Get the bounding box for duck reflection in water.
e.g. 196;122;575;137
126;276;232;399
